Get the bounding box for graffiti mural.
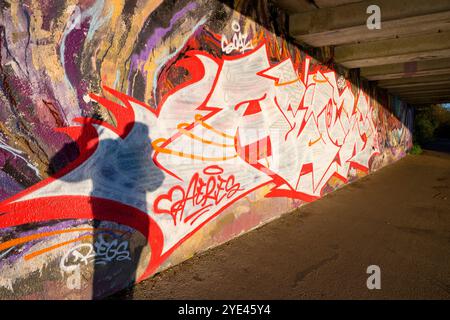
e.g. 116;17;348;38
0;0;413;299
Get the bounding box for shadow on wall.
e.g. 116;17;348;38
48;122;164;299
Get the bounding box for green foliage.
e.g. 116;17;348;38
414;117;437;144
409;143;423;155
414;104;450;144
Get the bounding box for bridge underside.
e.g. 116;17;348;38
275;0;450;106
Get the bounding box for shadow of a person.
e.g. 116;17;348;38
49;120;164;299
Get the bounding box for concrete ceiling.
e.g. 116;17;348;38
274;0;450;105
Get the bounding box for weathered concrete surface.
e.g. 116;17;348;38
280;0;450;105
110;150;450;300
360;58;450;81
289;1;450;47
377;74;450;89
334;31;450;69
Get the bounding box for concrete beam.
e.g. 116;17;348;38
314;0;362;8
399;89;450;97
290;0;450;46
292;11;450;47
290;0;450;35
377;74;450;89
360;58;450;80
334;31;450;69
273;0;317;14
389;81;450;89
418;91;450;97
390;90;450;100
406;96;450;104
409;102;450;106
385;81;450;92
276;0;361;13
389;83;450;95
397;89;450;98
410;103;450;107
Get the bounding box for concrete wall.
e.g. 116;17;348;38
0;0;413;299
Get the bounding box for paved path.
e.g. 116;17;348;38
111;150;450;299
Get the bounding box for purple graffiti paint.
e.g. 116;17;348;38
128;2;198;94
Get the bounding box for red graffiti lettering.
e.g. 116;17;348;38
153;165;243;225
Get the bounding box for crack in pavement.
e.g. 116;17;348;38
294;253;339;287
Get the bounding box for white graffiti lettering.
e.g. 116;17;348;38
60;235;131;273
221;20;253;54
